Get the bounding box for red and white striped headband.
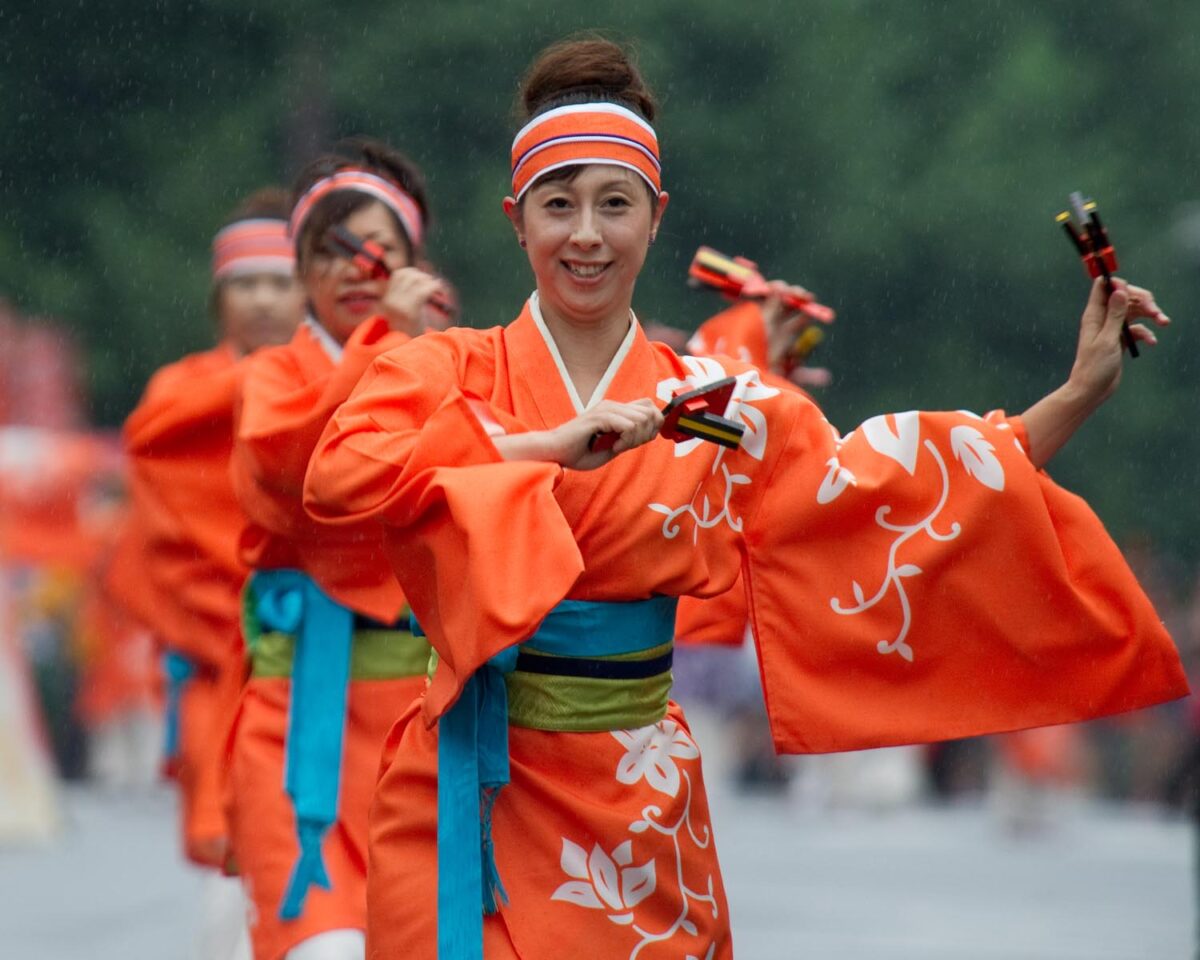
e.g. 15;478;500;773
510;102;661;200
211;219;295;280
288;169;424;249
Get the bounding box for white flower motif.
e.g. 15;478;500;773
817;456;857;504
612;720;700;798
861;412;920;476
551;837;657;925
949;424;1005;491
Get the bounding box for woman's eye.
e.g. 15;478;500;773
602;196;632;209
543;197;571;210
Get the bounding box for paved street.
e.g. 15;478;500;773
1;773;1190;960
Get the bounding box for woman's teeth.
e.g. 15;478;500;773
565;262;608;278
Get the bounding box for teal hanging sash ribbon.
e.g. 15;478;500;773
161;650;195;768
247;569;354;921
434;595;678;960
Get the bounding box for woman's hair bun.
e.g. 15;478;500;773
519;37;656;123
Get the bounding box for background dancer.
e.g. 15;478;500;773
228;138;443;960
121;188;304;959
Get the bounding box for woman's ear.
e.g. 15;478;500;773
650;191;670;243
502;196;524;246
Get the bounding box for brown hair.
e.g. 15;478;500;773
518;36;656;124
515;37;658;201
290;136;431;268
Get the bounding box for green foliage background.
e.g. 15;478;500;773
1;2;1197;558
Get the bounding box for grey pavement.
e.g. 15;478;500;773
0;776;1191;959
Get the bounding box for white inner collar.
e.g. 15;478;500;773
528;291;638;414
304;315;343;363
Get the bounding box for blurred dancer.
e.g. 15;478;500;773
305;37;1183;960
122;188;303;959
227;138;440;960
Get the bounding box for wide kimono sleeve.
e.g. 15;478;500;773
304;333;584;722
121;351;246;666
232;318;408;538
740;395;1188;753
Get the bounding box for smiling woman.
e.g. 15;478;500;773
303;37;1185;960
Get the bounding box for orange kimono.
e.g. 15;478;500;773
229;317;426;960
305;295;1186;960
678;300;786;647
123;344;247;866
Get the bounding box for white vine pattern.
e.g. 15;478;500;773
649;463;750;544
648;355;776;543
829;438;963;662
549;720;718;958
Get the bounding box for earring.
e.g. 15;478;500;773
519;237;527;248
649;235;657;246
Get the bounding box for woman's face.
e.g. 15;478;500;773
218;271;305;356
508;165;668;329
301;199;411;342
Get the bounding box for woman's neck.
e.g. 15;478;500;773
536;295;633;405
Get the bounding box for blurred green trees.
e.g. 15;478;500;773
1;1;1196;556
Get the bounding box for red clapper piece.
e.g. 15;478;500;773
589;377;745;453
1056;193;1137;358
687;246;835;325
325;226;453;319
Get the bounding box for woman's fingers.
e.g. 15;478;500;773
1127;322;1159;347
1101;282;1130;344
1123;283;1171;325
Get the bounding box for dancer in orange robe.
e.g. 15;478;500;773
122;190;303;875
228;139;442;960
306;41;1186;960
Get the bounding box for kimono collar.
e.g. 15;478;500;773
527;291;639;415
303;316;343;363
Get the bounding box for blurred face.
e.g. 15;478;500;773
218;271;305;355
301;200;411;342
506;165;668;329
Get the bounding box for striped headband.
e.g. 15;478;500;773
288;169;424;249
510;102;661;200
211;219;295;280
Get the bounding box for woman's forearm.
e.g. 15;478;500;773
1020;381;1107;469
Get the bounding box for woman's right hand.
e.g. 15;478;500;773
546;399;664;470
379;267;446;337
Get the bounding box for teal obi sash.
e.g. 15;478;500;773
435;595;678;960
245;569;354;922
161;650;195;768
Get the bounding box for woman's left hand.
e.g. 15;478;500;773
1068;277;1170;404
761;280;816;376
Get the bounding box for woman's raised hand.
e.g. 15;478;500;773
1069;277;1170;404
379;267;446;337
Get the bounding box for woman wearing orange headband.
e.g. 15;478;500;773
227;137;443;960
305;39;1184;960
121;188;303;959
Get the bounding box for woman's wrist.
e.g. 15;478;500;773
492;429;569;464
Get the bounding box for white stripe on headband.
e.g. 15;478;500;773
510;102;657;151
289;170;424;249
515;158;660;200
512;133;662;184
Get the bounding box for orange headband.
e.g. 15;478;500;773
511;102;661;200
211;219;294;280
289;169;424;249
